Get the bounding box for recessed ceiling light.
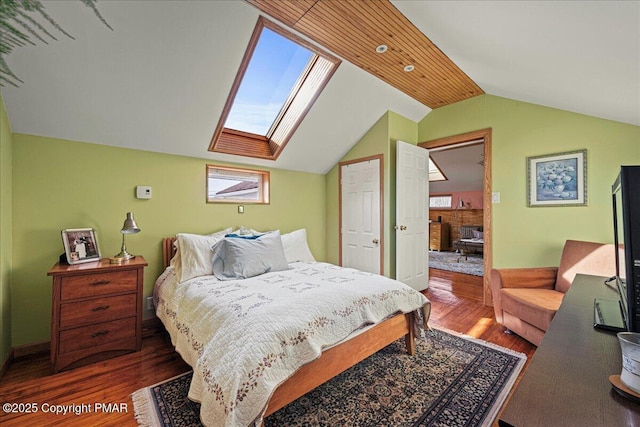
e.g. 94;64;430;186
404;65;415;72
376;44;388;53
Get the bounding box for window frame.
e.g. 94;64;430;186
209;17;340;160
206;164;270;204
429;194;453;209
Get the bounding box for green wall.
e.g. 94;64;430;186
0;95;12;364
5;94;640;351
11;134;327;346
419;94;640;268
326;111;418;278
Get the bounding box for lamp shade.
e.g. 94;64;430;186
121;212;140;234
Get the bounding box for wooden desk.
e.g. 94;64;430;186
499;274;640;426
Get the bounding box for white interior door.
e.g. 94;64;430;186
341;158;381;274
396;141;429;291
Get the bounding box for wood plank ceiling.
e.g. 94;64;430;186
246;0;484;109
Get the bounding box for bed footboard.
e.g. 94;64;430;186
265;311;415;417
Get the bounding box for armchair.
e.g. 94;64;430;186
490;240;616;346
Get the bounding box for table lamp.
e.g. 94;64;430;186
114;212;140;260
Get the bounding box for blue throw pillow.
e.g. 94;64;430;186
224;233;263;240
212;230;290;280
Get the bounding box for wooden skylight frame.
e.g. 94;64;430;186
209;17;341;160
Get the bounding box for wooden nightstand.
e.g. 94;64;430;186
47;256;147;373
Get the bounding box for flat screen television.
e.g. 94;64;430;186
612;165;640;332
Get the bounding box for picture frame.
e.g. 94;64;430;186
527;149;587;207
61;228;102;264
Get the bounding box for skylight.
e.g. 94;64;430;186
224;28;313;135
429;157;447;182
210;17;340;160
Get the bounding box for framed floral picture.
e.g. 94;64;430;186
61;228;102;264
527;149;587;207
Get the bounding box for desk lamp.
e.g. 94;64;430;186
114;212;140;260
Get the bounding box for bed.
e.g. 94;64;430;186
154;229;430;426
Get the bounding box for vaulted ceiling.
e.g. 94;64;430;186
1;1;637;176
247;0;484;109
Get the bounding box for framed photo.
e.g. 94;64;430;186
527;149;587;207
61;228;102;264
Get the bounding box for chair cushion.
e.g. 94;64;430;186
500;288;564;332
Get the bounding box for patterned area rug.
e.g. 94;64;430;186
429;251;484;276
132;328;526;427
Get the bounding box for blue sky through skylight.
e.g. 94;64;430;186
225;28;314;135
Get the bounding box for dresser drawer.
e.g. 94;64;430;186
60;270;137;300
59;294;137;329
48;257;147;372
58;317;136;354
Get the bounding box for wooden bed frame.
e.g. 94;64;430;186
161;237;416;417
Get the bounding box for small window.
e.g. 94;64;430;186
429;195;452;208
206;165;270;204
209;17;340;160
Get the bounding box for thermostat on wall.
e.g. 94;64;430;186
136;186;152;199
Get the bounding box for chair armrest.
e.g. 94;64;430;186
491;267;558;290
490;267;558;325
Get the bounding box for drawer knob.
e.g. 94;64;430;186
90;280;111;286
91;305;110;312
91;330;109;338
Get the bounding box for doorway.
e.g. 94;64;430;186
339;155;383;275
420;128;493;306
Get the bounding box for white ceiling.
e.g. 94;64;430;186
430;144;485;194
393;0;640;127
0;1;429;174
1;1;638;177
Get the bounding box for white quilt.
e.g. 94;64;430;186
154;261;430;427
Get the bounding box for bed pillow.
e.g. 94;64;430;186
171;228;232;282
281;228;315;263
212;230;290;280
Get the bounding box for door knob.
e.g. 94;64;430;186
372;238;379;244
400;225;407;231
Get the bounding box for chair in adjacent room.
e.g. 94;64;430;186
490;239;617;346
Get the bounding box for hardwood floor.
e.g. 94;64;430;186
0;269;536;426
428;266;484;302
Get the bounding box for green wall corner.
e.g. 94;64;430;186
11;134;327;346
0;93;12;364
326;111;419;278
